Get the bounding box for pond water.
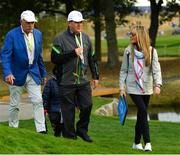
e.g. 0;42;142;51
127;106;180;122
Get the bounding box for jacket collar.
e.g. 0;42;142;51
67;27;81;37
20;25;33;35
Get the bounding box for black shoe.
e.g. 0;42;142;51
63;136;77;140
63;135;77;140
54;129;62;137
76;132;93;142
54;133;61;137
39;131;47;134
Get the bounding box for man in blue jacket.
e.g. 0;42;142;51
1;10;47;133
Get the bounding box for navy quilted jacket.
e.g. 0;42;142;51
42;76;61;112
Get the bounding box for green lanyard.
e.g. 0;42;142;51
75;32;83;48
74;32;84;84
25;33;34;53
75;32;84;64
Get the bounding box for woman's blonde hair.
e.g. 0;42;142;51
131;23;151;66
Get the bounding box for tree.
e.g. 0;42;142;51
63;0;74;14
114;0;137;25
99;0;136;67
101;0;119;67
0;0;136;65
149;0;163;47
93;0;102;61
0;0;64;43
160;0;180;27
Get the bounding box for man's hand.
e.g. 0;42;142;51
75;47;83;56
5;74;15;85
41;77;47;85
92;80;99;89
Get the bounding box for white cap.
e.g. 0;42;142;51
67;10;85;22
21;10;37;22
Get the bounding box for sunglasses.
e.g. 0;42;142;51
70;21;83;24
129;32;136;37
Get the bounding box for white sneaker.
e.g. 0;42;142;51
132;143;143;150
144;143;152;151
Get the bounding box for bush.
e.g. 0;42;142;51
36;16;67;49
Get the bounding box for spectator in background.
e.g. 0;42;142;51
171;21;176;28
1;10;47;133
51;10;99;142
119;24;162;151
43;67;64;137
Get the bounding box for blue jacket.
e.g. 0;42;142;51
1;26;47;86
42;76;61;113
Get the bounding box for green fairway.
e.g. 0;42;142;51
0;34;180;153
0;116;180;154
100;34;180;57
0;96;180;154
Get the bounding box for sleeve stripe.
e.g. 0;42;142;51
92;51;95;56
52;46;61;54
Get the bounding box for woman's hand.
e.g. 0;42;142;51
154;86;161;96
119;89;126;97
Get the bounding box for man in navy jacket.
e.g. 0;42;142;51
1;10;47;133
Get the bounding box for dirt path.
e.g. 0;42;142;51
0;96;33;122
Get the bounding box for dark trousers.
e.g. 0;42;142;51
48;112;63;137
59;83;92;138
130;94;151;144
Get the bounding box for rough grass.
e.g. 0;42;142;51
0;114;180;154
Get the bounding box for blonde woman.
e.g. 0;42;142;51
119;24;162;151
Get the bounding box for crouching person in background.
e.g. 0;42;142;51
43;67;64;137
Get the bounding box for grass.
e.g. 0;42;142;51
1;16;179;153
99;34;180;57
0;110;180;153
155;35;180;56
0;97;180;154
93;79;180;108
40;34;180;62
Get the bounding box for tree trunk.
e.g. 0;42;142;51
65;0;74;14
101;0;119;68
149;0;163;47
178;11;180;27
93;0;101;61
